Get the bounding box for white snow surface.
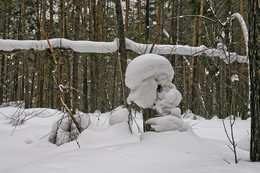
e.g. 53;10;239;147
125;54;174;108
0;107;259;173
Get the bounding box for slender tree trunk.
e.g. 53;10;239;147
249;0;260;162
59;0;66;109
38;0;46;107
64;0;72;109
240;0;245;55
171;1;177;44
89;0;97;112
115;0;127;106
83;0;88;112
0;56;4;105
137;0;142;42
190;0;203;115
125;0;130;33
49;0;54;108
20;0;27;107
65;0;70;38
156;1;162;44
145;0;150;41
2;0;7;40
13;57;19;102
50;0;54;38
72;0;80;113
112;53;118;108
224;0;232;117
0;0;7;105
96;0;106;111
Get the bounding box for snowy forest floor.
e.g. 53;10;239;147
0;107;259;173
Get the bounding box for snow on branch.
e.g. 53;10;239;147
0;38;118;53
223;13;249;56
0;37;247;64
125;39;248;63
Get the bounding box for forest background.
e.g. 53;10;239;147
0;0;250;120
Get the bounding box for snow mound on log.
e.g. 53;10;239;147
109;107;129;126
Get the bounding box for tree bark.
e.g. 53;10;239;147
137;0;142;42
83;0;88;112
145;0;150;41
0;0;7;105
115;0;127;106
72;0;80;113
38;0;46;107
249;0;260;162
21;0;28;108
156;1;162;44
190;0;204;116
49;0;54;108
50;0;54;38
125;0;130;33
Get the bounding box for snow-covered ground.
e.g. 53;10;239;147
0;107;259;173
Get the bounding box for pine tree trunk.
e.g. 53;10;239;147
115;0;127;106
72;0;80;113
89;0;97;112
83;0;88;112
156;2;162;44
125;0;130;33
59;0;66;109
38;0;46;108
249;0;260;162
137;0;142;42
191;0;203;116
20;0;26;106
50;0;54;38
49;0;54;108
145;0;150;41
0;0;7;105
96;0;106;112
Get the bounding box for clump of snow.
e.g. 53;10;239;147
109;106;129;126
155;87;182;118
238;134;250;152
182;110;205;120
231;74;239;82
146;115;191;132
126;54;190;132
49;111;90;146
125;54;174;108
49;116;79;146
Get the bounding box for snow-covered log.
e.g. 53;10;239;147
125;39;248;63
0;37;247;63
0;38;118;53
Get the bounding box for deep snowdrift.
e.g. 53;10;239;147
0;107;258;173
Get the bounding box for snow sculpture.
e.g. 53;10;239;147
125;54;191;132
